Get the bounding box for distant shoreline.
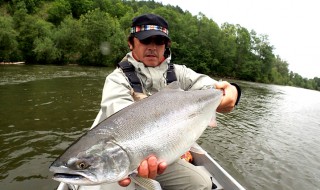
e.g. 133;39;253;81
0;62;25;65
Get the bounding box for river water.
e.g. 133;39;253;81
0;65;319;190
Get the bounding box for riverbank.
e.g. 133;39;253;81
0;62;25;65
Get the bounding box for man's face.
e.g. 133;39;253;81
130;36;167;67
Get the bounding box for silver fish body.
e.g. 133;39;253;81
49;82;223;185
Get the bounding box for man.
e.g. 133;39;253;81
91;13;241;190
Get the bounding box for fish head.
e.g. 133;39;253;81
49;137;130;185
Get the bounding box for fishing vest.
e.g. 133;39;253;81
117;61;177;93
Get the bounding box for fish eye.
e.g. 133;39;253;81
67;158;91;170
76;161;90;170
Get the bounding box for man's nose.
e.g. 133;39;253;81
147;43;157;49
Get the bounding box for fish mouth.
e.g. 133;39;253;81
50;166;97;185
53;173;84;179
52;173;96;185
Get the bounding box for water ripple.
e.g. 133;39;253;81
1;67;320;190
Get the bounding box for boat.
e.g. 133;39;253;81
55;150;246;190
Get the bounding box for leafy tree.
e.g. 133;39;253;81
53;16;85;64
313;77;320;90
8;0;41;14
78;9;127;66
240;60;262;81
192;14;221;75
168;12;200;68
14;11;55;63
69;0;93;18
0;15;21;61
291;73;304;87
234;25;251;78
218;23;237;76
93;0;131;18
33;36;61;64
251;32;275;82
47;0;71;25
12;3;28;28
270;55;289;84
217;23;255;78
118;10;135;30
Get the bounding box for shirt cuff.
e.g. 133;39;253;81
230;83;241;106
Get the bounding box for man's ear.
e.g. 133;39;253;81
165;40;171;48
128;41;133;50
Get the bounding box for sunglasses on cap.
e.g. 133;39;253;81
139;36;168;45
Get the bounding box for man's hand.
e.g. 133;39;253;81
118;156;167;187
215;81;238;113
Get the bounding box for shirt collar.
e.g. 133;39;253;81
126;52;171;70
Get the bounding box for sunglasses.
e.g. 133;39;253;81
139;36;167;45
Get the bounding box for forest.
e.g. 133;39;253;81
0;0;319;90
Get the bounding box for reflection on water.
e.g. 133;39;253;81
1;65;320;190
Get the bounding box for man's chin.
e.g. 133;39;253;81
143;59;161;67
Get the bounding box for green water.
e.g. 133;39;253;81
1;65;319;190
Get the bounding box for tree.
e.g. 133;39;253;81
92;0;131;18
33;36;61;64
8;0;41;14
0;15;21;61
234;25;251;78
47;0;71;25
14;11;56;63
251;32;275;83
192;13;221;75
271;55;289;84
53;16;85;64
313;77;320;90
167;11;200;69
78;9;127;66
69;0;93;18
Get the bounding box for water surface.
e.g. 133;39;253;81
1;65;319;189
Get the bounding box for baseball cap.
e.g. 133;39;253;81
130;13;170;40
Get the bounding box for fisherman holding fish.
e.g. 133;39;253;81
91;13;241;190
50;13;241;190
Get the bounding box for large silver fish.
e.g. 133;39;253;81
49;81;222;186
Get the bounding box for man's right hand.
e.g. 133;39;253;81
118;156;167;187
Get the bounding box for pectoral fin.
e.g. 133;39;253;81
208;114;217;128
130;173;162;190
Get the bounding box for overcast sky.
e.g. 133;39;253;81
155;0;320;79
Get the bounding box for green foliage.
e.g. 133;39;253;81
314;77;320;90
14;12;56;63
0;15;21;61
1;0;319;91
33;36;61;64
8;0;42;14
53;16;85;64
47;0;71;24
92;0;132;18
78;9;127;66
69;0;93;18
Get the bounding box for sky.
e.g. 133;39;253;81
155;0;320;79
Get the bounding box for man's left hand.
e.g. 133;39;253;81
215;81;238;113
